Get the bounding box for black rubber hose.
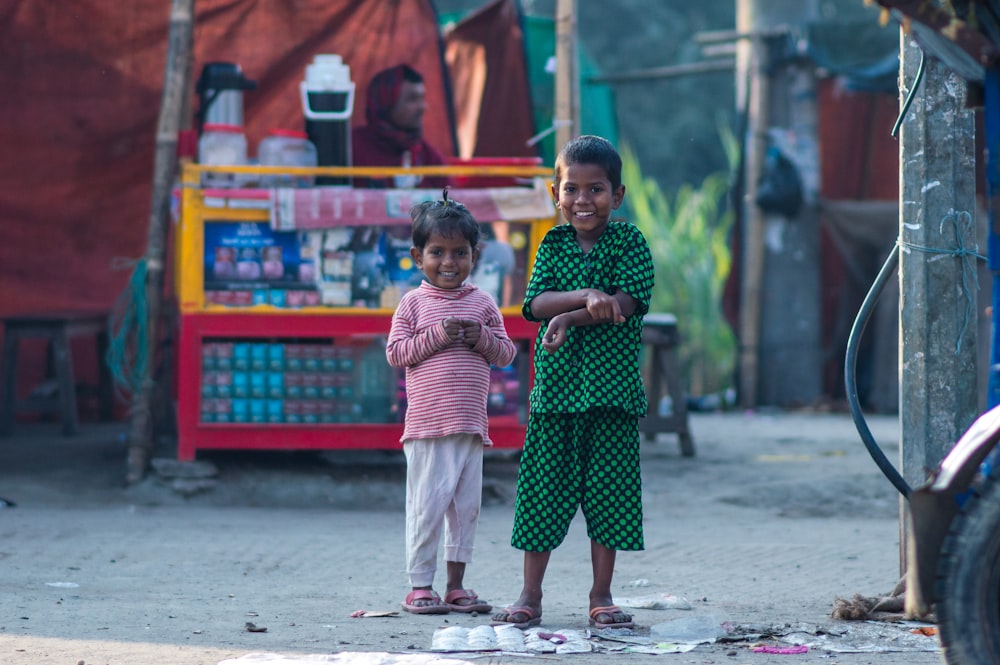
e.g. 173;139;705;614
892;50;925;139
845;243;912;499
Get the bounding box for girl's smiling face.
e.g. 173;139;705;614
551;162;625;248
410;231;478;289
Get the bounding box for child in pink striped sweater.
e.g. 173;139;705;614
386;190;517;615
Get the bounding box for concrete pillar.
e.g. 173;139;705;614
737;0;822;407
898;35;979;569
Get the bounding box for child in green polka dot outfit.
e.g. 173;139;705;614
492;135;654;630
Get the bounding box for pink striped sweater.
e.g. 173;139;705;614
386;282;517;445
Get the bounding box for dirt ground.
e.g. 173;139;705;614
0;410;948;665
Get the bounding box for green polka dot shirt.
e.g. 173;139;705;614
523;221;654;416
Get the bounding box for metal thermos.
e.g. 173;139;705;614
301;55;355;185
196;62;257;130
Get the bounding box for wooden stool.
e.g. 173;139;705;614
640;313;695;457
0;313;113;436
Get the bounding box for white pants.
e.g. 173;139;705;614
403;434;484;588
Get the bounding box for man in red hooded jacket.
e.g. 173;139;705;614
352;64;450;189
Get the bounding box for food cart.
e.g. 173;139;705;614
172;161;556;461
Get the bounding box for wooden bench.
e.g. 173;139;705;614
640;313;695;457
0;313;113;436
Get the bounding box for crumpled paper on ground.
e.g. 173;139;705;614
778;621;940;653
618;594;692;610
219;653;476;665
431;625;591;654
431;625;524;652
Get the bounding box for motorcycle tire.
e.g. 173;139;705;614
936;472;1000;665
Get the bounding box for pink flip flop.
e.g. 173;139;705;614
589;605;634;629
402;589;450;615
444;588;492;613
491;605;542;629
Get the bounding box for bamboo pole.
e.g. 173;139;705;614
554;0;578;151
586;59;734;84
126;0;195;484
736;2;769;410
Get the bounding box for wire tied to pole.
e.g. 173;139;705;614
899;209;984;353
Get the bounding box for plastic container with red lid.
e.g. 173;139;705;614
198;123;248;188
258;128;318;188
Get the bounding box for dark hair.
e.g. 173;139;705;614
410;188;480;250
400;64;424;84
554;135;623;191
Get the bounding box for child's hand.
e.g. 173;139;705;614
585;289;625;324
442;317;464;342
460;320;482;348
542;315;570;353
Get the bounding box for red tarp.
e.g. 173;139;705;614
0;0;459;412
444;0;537;158
816;78;900;403
0;0;456;316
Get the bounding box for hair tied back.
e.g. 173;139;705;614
441;187;450;206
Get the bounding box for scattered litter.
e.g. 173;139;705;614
616;642;698;655
625;578;650;587
45;582;79;588
589;631;651;645
523;627;591;653
619;594;691;610
430;625;591;654
718;621;784;643
778;621;939;653
911;626;937;636
350;610;398;618
753;645;809;654
593;630;699;655
431;624;524;652
245;622;268;633
649;614;722;645
218;652;479;665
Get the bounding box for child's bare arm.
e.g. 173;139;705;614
528;288;607;320
540;290;638;353
534;288;635;324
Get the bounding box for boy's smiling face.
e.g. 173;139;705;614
551;162;625;248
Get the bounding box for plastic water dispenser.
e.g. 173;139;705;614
301;54;355;185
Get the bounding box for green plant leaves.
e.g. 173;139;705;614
622;143;736;397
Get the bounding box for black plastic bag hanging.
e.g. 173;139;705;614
755;146;803;217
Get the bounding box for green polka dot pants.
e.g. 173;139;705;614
511;408;644;552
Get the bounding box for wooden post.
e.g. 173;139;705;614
126;0;196;484
554;0;578;151
735;1;769;409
